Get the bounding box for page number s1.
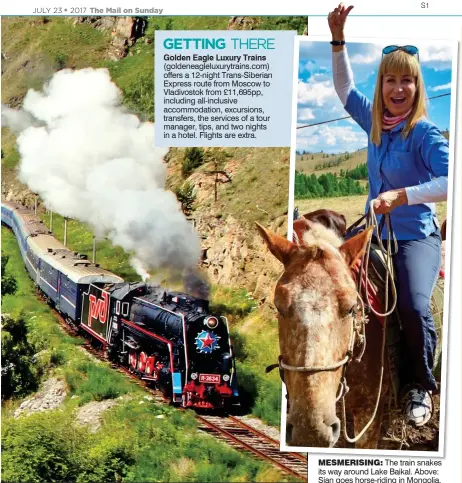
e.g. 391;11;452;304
421;2;429;7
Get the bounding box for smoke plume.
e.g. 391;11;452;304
1;104;40;133
4;68;204;282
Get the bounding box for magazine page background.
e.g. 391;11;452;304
0;1;461;482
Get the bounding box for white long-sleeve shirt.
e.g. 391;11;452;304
332;49;448;206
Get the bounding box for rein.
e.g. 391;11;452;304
268;203;398;445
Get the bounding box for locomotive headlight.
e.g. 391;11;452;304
222;374;230;382
205;316;219;329
191;372;198;380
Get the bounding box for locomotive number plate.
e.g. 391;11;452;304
199;374;221;384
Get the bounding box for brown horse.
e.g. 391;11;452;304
257;219;389;449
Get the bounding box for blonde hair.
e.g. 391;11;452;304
371;49;427;146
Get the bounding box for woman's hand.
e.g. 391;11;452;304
328;3;354;39
372;189;408;215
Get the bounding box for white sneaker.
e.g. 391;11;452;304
403;387;433;427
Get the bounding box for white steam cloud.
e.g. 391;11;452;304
1;105;41;133
5;68;203;280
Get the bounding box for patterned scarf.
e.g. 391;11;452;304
382;108;412;131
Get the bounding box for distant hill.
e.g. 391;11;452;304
296;129;449;177
296;148;367;176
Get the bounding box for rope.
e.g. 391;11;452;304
340;202;396;443
362;202;398;318
280;308;357;373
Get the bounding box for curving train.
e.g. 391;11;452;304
1;201;239;409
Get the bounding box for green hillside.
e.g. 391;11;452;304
1;15;307;483
296;148;367;176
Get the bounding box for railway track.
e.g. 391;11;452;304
197;415;307;479
51;305;307;480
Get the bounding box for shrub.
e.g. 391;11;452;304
75;435;134;483
1;315;39;400
1;254;17;296
174;182;196;217
182;147;204;177
2;412;79;483
122;71;154;121
55;53;68;69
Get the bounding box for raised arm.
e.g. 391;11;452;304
328;4;372;133
332;47;354;106
328;4;355;105
327;3;353;53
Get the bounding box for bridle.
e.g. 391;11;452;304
268;203;398;444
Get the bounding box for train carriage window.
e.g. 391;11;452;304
116;301;121;315
122;302;129;317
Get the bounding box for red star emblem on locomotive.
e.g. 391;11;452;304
195;330;220;353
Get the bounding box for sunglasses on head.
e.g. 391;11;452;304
382;45;419;61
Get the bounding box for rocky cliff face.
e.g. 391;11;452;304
72;16;147;60
195;212;284;304
177;152;289;305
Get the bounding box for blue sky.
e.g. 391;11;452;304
296;40;455;153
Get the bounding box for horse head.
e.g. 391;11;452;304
257;221;373;447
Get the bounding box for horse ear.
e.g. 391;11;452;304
339;226;374;267
293;217;314;244
255;222;298;266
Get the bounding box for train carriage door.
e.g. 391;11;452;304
81;284;110;345
36;257;41;286
106;296;122;346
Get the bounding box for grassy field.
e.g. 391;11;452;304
2;226;291;482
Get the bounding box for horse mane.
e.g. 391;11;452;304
301;222;343;250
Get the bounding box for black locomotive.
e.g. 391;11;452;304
2;201;239;409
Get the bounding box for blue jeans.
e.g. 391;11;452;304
394;232;441;392
346;227;441;392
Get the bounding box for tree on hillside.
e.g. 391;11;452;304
174;182;196;218
203;148;233;202
182;147;205;177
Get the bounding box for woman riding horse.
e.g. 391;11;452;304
329;4;449;427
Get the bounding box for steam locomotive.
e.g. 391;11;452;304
1;201;239;409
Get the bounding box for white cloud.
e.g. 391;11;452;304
349;45;382;65
297;124;368;151
348;43;452;71
297;79;336;107
429;82;452;92
419;45;452;63
298;107;315;121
